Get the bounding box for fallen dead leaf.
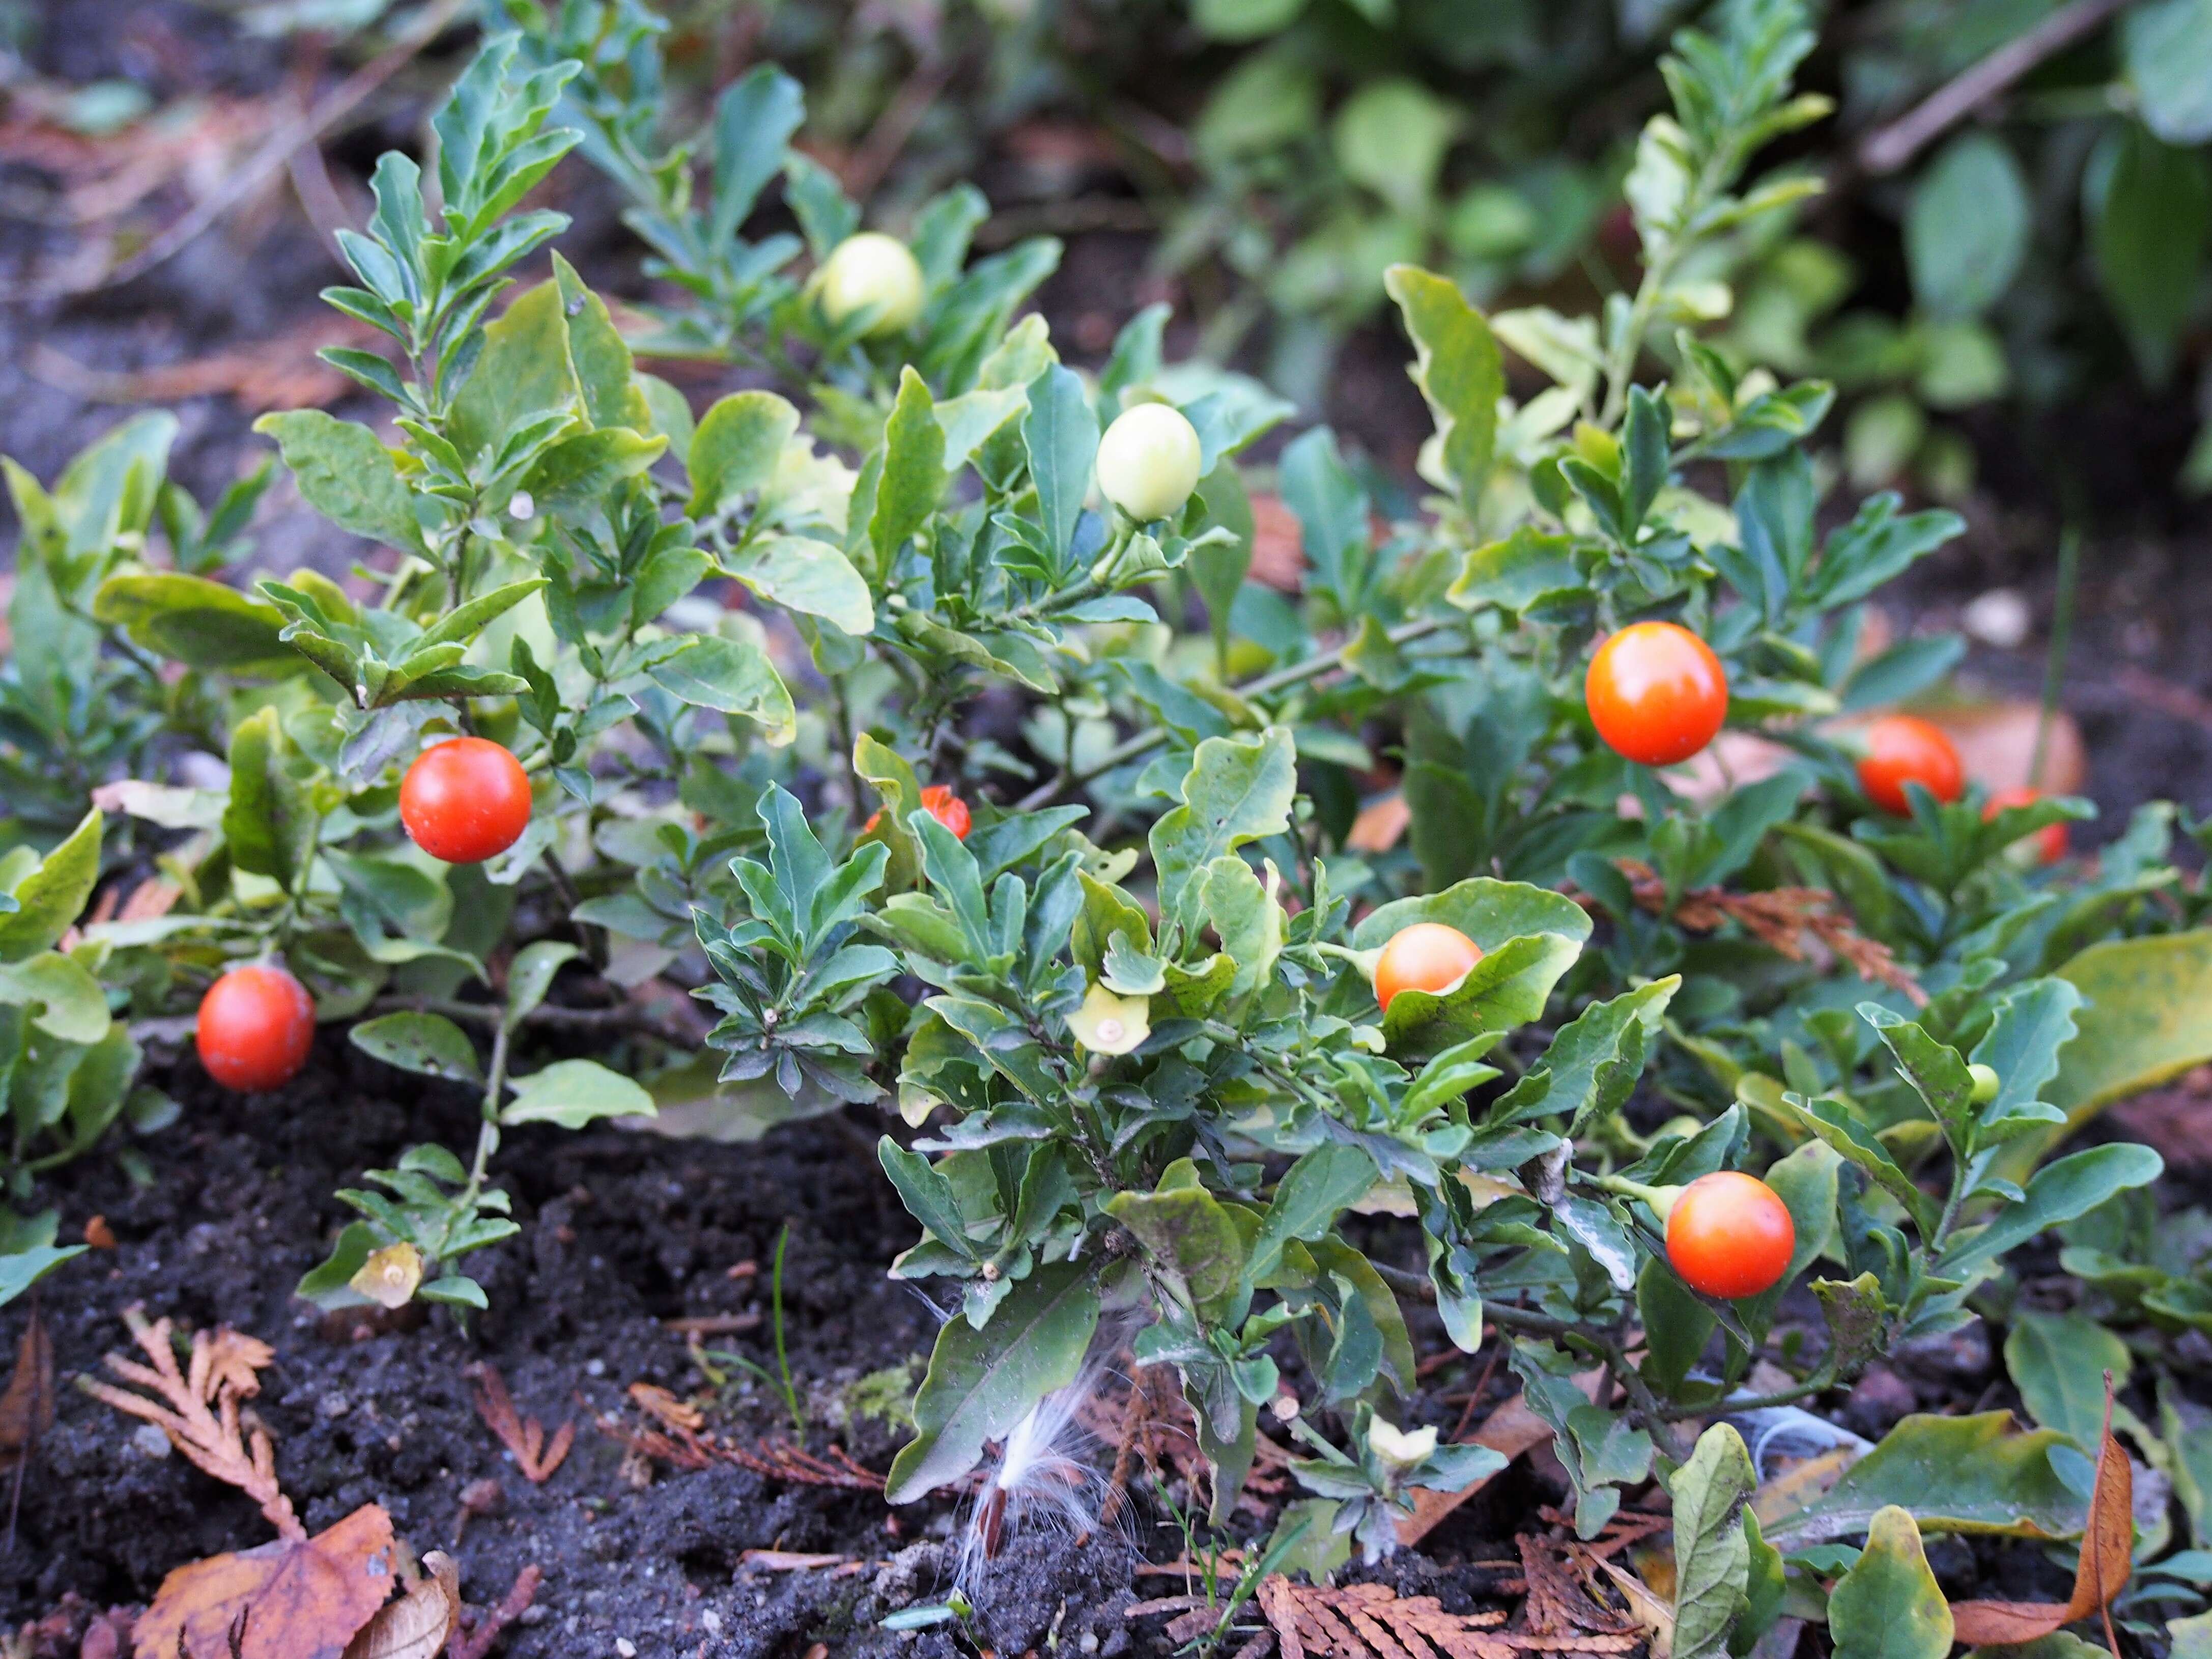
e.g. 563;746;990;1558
132;1502;398;1659
1347;793;1411;854
741;1550;857;1572
1396;1387;1563;1548
1256;1577;1641;1659
1750;1446;1859;1528
0;1304;54;1475
84;1215;117;1249
1917;700;2084;795
338;1548;457;1659
1248;494;1304;592
467;1364;573;1485
1949;1380;2131;1646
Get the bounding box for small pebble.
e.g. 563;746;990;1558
130;1424;172;1460
586;1358;607;1377
701;1610;722;1634
1961;588;2031;650
319;1393;352;1420
1080;1633;1100;1654
616;1641;637;1658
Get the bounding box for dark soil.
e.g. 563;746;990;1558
4;1038;1163;1656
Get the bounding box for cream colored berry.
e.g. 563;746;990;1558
815;233;925;338
1096;403;1202;523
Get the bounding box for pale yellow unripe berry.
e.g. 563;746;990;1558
1096;403;1202;523
815;233;925;338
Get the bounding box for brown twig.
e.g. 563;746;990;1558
1857;0;2131;174
466;1364;574;1485
77;1308;299;1540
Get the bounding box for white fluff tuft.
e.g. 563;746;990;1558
956;1358;1116;1586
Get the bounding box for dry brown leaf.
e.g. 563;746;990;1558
1949;1380;2131;1647
196;1331;273;1404
1347;794;1411;854
132;1503;397;1659
1248;495;1305;592
84;1215;118;1250
79;1308;295;1537
0;1304;55;1474
338;1550;456;1659
467;1364;572;1485
1397;1383;1581;1549
1749;1446;1858;1527
1256;1577;1641;1659
1918;701;2085;795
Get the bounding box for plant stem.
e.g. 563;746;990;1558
465;1019;513;1198
1014;613;1452;811
771;1224;805;1438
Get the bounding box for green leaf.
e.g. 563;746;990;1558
223;707;316;895
2025;931;2212;1159
1022;365;1096;567
723;535;874;636
349;1011;482;1082
0;809;101;963
1904;133;2029;321
549;253;648;431
1670;1423;1756;1659
1492;977;1676;1132
2123;0;2212;145
0;950;112;1043
689;390;801;517
295;1221;377;1310
1764;1413;2086;1548
1384;265;1502;501
252;410;424;554
447;279;581;462
503;1058;656;1128
1448;529;1585;614
1190;462;1254;669
1247;1144;1376;1284
90;572;301;677
503;940;579;1034
0;1240;83;1308
879;1139;978;1262
711;65;805;245
1334;80;1456;214
1969;978;2081;1132
867;367;945;578
885;1258;1101;1503
1940;1144;2165;1277
1352;877;1594;954
1381;933;1584;1059
1149;727;1297;934
1858;1005;1975;1163
2086;122;2211;384
2004;1309;2131;1452
1827;1507;1953;1659
1107;1159;1249;1324
643;634;796;743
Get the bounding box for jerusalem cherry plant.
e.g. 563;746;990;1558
1;0;2202;1604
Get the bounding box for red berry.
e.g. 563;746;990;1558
1373;923;1483;1013
1856;716;1964;815
196;964;315;1092
1984;786;2068;864
1666;1171;1796;1300
399;738;533;864
1585;622;1730;767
